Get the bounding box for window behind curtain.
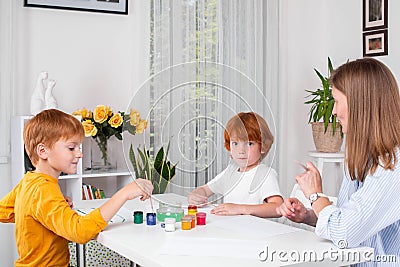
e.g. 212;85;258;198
148;0;279;197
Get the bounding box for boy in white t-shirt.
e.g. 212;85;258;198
188;112;283;218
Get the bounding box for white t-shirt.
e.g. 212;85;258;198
207;163;281;204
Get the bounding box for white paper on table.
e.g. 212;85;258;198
75;206;132;224
212;216;301;239
158;236;267;259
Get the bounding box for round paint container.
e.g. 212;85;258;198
133;211;143;224
188;205;198;216
164;218;176;232
188;215;196;228
196;212;206;225
146;212;157;226
181;215;192;230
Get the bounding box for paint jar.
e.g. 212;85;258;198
188;215;196;228
188;205;198;216
196;212;206;225
156;202;184;222
164;218;176;232
181;216;192;230
146;212;157;226
133;211;143;224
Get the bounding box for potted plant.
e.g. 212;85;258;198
305;57;343;152
129;142;177;194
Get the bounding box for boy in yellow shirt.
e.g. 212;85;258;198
0;109;153;267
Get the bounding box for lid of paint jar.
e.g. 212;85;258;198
182;215;192;222
164;218;176;224
188;205;198;210
196;212;206;218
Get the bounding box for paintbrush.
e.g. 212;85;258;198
149;196;154;213
144;172;155;213
294;160;309;171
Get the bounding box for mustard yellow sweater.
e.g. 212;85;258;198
0;172;108;267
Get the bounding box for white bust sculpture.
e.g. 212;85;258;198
30;71;48;115
45;79;58;109
30;71;58;115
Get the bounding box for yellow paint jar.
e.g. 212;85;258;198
181;216;192;230
188;205;198;216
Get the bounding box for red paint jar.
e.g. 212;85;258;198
196;212;206;225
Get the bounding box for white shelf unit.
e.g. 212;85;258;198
11;116;133;205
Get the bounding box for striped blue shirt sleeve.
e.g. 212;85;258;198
315;162;400;266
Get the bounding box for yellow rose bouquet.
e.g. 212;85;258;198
73;105;148;167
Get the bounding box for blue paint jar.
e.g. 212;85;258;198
146;212;157;226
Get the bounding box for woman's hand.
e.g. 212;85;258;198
276;198;308;223
295;161;323;198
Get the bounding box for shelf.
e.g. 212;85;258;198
82;170;131;178
59;170;131;180
59;174;80;180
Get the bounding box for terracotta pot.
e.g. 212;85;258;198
311;122;343;152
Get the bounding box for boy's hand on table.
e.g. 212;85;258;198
211;203;243;216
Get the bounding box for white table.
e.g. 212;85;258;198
77;194;372;267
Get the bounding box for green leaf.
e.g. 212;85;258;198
328;57;334;74
154;147;165;172
115;132;122;140
158;177;169;195
129;145;139;178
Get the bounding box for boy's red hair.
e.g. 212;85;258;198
224;112;273;160
24;109;84;166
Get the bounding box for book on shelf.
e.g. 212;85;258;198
82;184;106;200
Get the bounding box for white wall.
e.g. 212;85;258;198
12;0;150;115
279;0;400;197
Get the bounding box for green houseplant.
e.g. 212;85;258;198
305;57;340;134
305;57;343;152
129;142;177;194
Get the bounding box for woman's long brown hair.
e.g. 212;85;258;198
330;58;400;181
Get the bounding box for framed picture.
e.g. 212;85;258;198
363;29;388;57
363;0;388;31
24;0;128;15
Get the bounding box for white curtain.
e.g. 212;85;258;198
148;0;279;196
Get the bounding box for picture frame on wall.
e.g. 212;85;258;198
24;0;128;15
363;0;388;31
363;29;388;57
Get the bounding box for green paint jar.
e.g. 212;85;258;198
133;211;143;224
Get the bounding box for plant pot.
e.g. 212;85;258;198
311;122;343;153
